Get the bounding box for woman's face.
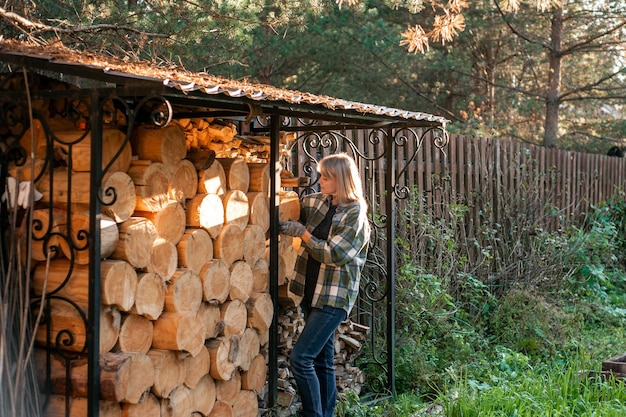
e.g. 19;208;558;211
319;173;338;199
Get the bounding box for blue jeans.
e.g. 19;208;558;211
291;305;346;417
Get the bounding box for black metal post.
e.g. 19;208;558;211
87;92;103;417
268;114;280;414
385;127;396;397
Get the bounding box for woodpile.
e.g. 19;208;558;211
16;90;368;416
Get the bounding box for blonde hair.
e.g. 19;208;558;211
317;153;366;206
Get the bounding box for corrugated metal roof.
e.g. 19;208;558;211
0;40;448;127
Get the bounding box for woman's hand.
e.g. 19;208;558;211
278;220;306;237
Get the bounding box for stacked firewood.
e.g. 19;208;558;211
25;118;292;417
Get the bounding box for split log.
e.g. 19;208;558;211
115;313;154;354
199;259;230;304
132;124;187;167
228;261;253;302
101;171;137;223
218;157;249;192
34;349;154;404
177;228;213;274
242;225;265;264
112;217;157;269
220;299;248;338
128;160;171;212
121;392;160;417
35;301;120;353
135;200;186;244
237;328;260;372
196;302;224;340
279;190;300;221
241;353;267;394
277;237;298;285
42;395;121;417
222;190;249;230
186;193;224;238
30;207;65;261
206;337;236;381
190;374;217;416
246;292;274;334
251;258;269;293
147;348;186;399
216;369;240;406
277;282;303;309
32;259;137;312
54;128;132;173
152;312;206;357
231;390;258;417
131;272;165;320
57;212;118;265
168;158;198;202
186;149;216;171
246;163;271;196
246;192;269;233
164;269;203;314
213;223;244;266
160;384;192;417
146;237;178;281
184;345;211;389
208;400;234;417
197;159;227;196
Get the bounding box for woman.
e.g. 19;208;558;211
278;153;370;417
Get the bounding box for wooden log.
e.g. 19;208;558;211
199;259;231;304
101;171;137;223
213;223;244;266
36;168;91;206
208;400;234;417
146;237;178;281
197;159;227;196
241;353;267;394
277;237;298;285
237;328;260;372
251;258;269;293
279;190;300;221
190;374;217;416
147;348;186;399
186;193;224;238
35;300;120;353
112;217;157;269
34;349;154;404
121;392;160;417
30;207;66;261
132;124;187;167
100;351;156;404
206;337;235;381
220;299;247;338
246;192;269;233
242;225;265;264
186;149;216;171
54;128;132;173
152;312;205;357
246;292;274;334
216;369;240;406
164;269;203;313
160;384;192;417
246;163;271;196
196;302;224;340
131;272;165;320
56;212;118;265
43;395;121;417
115;313;154;354
184;345;211;389
228;260;253;302
218;157;249;192
222;190;249;230
33;259;137;312
128;160;171;212
168;158;198;202
177;228;213;274
135;200;186;244
278;282;303;309
231;390;258;417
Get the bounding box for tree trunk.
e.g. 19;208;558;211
543;8;563;148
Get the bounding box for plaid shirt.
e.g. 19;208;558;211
289;193;370;315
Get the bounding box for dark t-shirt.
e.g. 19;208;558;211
302;204;337;310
